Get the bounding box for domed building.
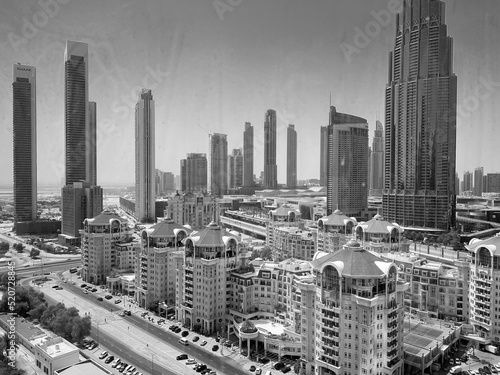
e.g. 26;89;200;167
310;239;407;375
355;212;404;253
177;221;241;335
316;209;357;253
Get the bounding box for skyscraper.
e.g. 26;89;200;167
180;159;187;192
382;0;457;230
319;125;328;186
370;120;384;193
13;64;37;223
264;109;277;188
208;133;228;197
135;89;155;222
88;101;97;186
327;106;369;217
463;171;473;193
64;41;89;185
62;181;102;238
186;153;207;192
228;148;243;189
243;122;254;187
474;167;484;197
286;124;297;188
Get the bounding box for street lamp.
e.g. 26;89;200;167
151;353;155;375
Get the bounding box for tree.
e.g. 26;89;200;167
0;242;9;251
13;243;24;252
148;299;159;313
30;248;40;258
0;286;47;317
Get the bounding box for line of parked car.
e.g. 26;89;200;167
175;353;217;375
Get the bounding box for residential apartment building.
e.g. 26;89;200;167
165;192;219;230
208;133;228;197
115;241;139;271
135;218;192;309
176;221;240;335
80;210;133;284
268;226;315;262
311;240;407;375
316;209;357;253
266;205;302;256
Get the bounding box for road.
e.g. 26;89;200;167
22;273;252;375
1;258;80;277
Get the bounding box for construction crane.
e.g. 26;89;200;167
197;123;212;136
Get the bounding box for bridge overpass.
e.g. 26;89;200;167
220;215;267;240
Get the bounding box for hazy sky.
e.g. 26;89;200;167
0;0;499;188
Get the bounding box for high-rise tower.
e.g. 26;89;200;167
228;148;243;189
286;124;297;188
208;133;228;197
13;64;37;223
243;122;254;187
327;106;369;217
64;41;89;186
370;120;384;193
320;125;328;186
186;153;207;193
88;101;97;186
135;89;155;222
264;110;277;188
382;0;457;230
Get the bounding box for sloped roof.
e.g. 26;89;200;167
311;240;392;277
357;214;403;234
88;210;127;226
189;221;238;246
466;234;500;254
320;209;357;227
272;205;300;216
147;218;192;238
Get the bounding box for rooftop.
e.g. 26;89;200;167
38;337;78;358
55;359;112;375
87;210;128;226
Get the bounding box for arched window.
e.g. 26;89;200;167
477;247;492;268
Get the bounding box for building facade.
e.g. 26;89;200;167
264;109;278;188
243;122;254;187
320;125;328;187
326;106;369;217
316;209;357;253
370;120;384;194
311;240;407;375
287;124;297;188
88;101;97;186
185;153;207;193
382;0;457;230
13;64;37;223
474;167;484;197
165;192;219;230
208;133;228;197
81;210;133;284
135;218;191;309
35;337;79;375
135;89;155;222
64;40;89;186
176;221;240;334
228;148;243;190
61;181;103;239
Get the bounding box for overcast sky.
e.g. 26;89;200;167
0;0;499;188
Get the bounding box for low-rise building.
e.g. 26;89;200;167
35;337;79;375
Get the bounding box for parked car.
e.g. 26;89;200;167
55;287;63;290
99;351;108;359
186;359;196;365
274;362;285;370
212;345;219;352
282;366;292;373
176;354;188;360
97;297;103;301
115;299;122;304
83;290;88;294
193;336;200;342
255;369;262;375
111;359;121;368
181;331;189;337
200;340;207;346
249;365;256;371
80;284;87;288
124;310;131;316
105;295;113;299
105;355;114;364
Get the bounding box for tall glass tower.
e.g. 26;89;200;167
382;0;457;230
13;64;37;222
264;109;277;188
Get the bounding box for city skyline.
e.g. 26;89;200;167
0;0;499;188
